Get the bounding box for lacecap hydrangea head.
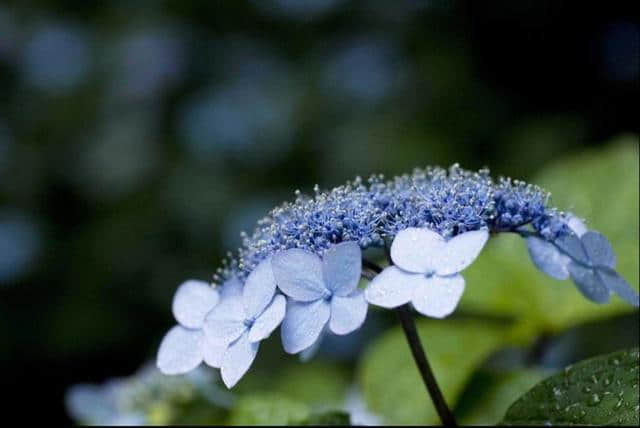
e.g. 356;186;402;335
156;164;639;388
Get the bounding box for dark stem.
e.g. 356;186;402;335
396;305;458;427
362;259;458;426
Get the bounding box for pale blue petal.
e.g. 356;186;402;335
554;233;589;265
581;231;616;268
248;294;286;343
281;299;330;354
203;297;246;345
411;274;465;318
390;228;445;273
567;216;587;236
156;325;203;375
435;229;489;276
220;332;259;388
299;331;324;362
322;241;362;297
272;249;327;301
220;276;243;301
243;258;277;319
172;280;219;329
568;262;610;303
202;334;228;369
527;236;571;280
364;266;418;308
597;267;639;307
329;290;368;335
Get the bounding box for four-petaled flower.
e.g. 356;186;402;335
365;228;489;318
272;241;368;354
156;279;226;375
528;217;639;306
204;258;286;388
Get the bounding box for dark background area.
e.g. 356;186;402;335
0;0;637;424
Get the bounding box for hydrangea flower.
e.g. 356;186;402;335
204;258;286;387
155;164;638;390
365;228;488;317
156;280;225;374
271;241;368;354
528;217;639;306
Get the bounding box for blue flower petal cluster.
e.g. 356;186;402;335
157;164;638;388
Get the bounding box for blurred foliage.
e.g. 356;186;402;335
456;369;551;425
227;393;350;425
501;348;640;426
227;393;310;425
358;319;510;424
65;365;232;425
462;140;639;341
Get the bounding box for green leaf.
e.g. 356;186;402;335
456;369;550;425
501;348;640;426
462;139;639;338
227;393;310;425
358;318;509;425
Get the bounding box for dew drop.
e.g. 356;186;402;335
587;393;601;406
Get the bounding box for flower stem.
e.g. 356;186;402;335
363;259;458;426
396;304;458;427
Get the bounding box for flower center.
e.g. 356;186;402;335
322;289;333;301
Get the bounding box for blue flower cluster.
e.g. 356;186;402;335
226;164;563;280
157;164;638;389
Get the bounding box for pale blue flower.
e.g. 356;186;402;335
365;228;489;318
527;216;587;280
204;258;286;388
271;241;368;354
528;217;639;306
156;280;225;375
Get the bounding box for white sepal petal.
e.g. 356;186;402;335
156;325;203;375
220;332;259;388
322;241;362;297
435;229;489;276
272;249;327;301
172;280;219;329
329;290;368;335
364;266;418;308
411;274;465;318
281;299;330;354
248;294;286;343
243;258;277;319
390;228;445;273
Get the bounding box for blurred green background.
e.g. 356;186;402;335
0;0;638;424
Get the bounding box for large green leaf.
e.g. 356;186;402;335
462;139;639;337
501;348;640;426
358;318;509;425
